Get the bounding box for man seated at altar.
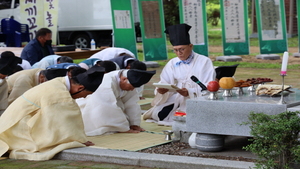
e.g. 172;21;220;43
143;24;216;126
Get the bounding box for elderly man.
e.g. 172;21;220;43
143;24;216;126
21;28;54;65
0;51;22;115
77;69;155;136
0;66;105;161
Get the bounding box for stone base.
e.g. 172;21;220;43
216;56;242;62
256;54;280;60
172;116;191;143
293;53;300;58
195;133;225;152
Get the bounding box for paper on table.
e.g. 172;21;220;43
153;83;180;91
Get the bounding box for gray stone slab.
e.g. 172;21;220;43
293;53;300;58
216;56;242;62
172;116;192;142
143;61;160;68
256;54;280;60
186;89;300;137
55;147;255;169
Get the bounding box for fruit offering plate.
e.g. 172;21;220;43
255;84;293;96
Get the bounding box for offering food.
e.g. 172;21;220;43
246;77;273;84
219;77;235;89
235;80;251;87
256;84;292;96
207;81;220;92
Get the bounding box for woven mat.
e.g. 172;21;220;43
87;118;172;151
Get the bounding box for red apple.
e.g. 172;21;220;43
207;81;220;92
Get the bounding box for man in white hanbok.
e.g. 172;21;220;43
90;47;135;60
143;24;216;126
77;69;155;136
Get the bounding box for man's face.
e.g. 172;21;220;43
38;33;52;45
173;44;193;60
119;76;135;91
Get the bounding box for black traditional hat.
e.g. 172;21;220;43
164;23;192;46
45;68;68;80
127;69;156;87
75;65;105;92
0;51;22;75
215;64;239;80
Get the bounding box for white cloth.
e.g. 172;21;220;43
76;70;141;136
31;55;61;69
143;51;216;125
90;47;135;60
18;59;32;70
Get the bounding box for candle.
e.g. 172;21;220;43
280;51;289;75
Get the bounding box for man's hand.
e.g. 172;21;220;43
157;88;169;94
83;141;95;146
176;88;189;97
130;125;145;132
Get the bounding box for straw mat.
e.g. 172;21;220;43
87;118;172;151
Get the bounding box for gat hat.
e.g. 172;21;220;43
75;65;105;92
127;69;156;87
164;23;191;46
45;68;68;80
46;63;80;70
109;55;137;69
215;64;239;80
0;51;22;75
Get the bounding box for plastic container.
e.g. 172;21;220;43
90;39;96;50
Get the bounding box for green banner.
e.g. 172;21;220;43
220;0;249;55
179;0;209;56
111;0;137;57
255;0;287;54
138;0;167;61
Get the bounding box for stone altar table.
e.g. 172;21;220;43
186;89;300;152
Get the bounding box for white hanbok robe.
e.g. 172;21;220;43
0;77;87;161
143;52;216;125
90;47;135;60
76;70;141;136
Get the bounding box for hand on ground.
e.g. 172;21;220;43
119;129;140;133
83;141;95;146
130;125;145;132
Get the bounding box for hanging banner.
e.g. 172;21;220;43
111;0;137;57
297;0;300;52
220;0;249;55
138;0;167;61
255;0;287;54
179;0;208;56
20;0;59;45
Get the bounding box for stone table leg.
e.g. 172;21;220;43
195;133;225;152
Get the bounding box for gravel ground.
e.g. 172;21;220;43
138;141;256;162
